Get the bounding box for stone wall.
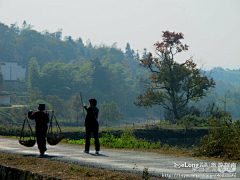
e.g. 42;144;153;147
0;165;60;180
3;80;27;92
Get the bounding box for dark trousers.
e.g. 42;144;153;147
85;125;100;151
36;128;47;153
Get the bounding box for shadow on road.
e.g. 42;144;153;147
88;153;108;157
23;154;63;159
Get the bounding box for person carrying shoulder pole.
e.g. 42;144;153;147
28;103;50;156
83;98;100;154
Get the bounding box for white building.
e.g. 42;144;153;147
1;62;26;82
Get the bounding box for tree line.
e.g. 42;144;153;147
1;21;240;125
0;21;147;124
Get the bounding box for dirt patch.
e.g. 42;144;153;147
0;152;163;180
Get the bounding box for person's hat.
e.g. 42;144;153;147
38;103;45;110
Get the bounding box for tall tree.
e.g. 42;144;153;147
17;29;45;67
10;22;20;35
135;31;215;120
64;36;76;47
135;50;140;61
30;87;42;103
109;47;125;63
0;23;16;62
76;37;85;57
71;93;82;125
125;43;134;59
86;39;93;49
28;57;41;92
141;48;148;59
99;101;123;125
40;62;80;98
53;29;62;40
46;94;66;118
26;46;52;68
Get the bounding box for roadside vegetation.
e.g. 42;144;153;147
62;129;163;149
195;113;240;161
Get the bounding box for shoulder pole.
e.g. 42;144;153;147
80;92;85;120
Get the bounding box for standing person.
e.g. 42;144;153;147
28;103;50;156
83;98;100;154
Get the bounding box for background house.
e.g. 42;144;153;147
0;62;27;92
1;62;26;82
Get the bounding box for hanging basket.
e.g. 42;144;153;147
47;135;64;145
19;114;36;147
19;139;36;147
47;111;64;146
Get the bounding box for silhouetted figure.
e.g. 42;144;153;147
83;98;100;154
28;103;49;156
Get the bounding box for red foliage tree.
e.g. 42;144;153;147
135;31;215;120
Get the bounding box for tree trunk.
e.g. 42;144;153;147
77;108;79;126
172;103;180;120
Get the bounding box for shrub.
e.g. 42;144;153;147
75;167;83;171
150;141;161;149
178;115;208;129
162;143;171;150
70;164;74;170
85;168;92;177
196;113;240;160
61;129;166;150
142;167;150;180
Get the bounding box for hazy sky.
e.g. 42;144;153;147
0;0;239;69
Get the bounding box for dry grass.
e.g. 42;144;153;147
0;152;163;180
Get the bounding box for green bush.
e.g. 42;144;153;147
99;129;163;149
70;164;74;170
85;169;92;177
75;167;83;171
157;121;171;125
150;141;161;149
62;129;165;150
178;115;209;129
162;143;171;150
196;113;240;160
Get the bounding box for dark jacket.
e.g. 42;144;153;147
28;111;50;130
84;106;99;127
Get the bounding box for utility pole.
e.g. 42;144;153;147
80;92;85;124
9;67;12;104
106;101;108;127
125;102;127;117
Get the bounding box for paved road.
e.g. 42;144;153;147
0;137;239;180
